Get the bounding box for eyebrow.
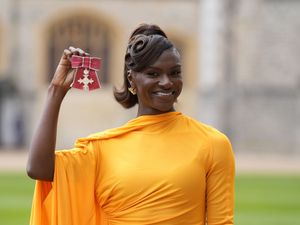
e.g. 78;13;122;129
146;64;182;70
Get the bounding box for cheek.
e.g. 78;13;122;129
135;81;153;98
176;80;183;93
135;79;153;92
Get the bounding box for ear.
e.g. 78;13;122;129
127;70;136;88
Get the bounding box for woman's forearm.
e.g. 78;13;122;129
26;85;66;181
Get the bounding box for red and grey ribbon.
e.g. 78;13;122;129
71;55;102;91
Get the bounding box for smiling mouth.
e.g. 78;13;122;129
153;91;175;96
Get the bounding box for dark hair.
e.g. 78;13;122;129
113;23;175;108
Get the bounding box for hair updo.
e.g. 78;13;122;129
113;23;175;108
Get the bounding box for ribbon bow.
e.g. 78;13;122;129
71;55;102;91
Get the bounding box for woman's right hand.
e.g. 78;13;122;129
50;46;89;96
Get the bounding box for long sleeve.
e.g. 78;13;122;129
29;141;104;225
206;131;235;225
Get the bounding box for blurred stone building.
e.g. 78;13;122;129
0;0;299;155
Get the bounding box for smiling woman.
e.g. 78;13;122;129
130;48;182;116
113;25;176;109
27;23;235;225
114;30;183;116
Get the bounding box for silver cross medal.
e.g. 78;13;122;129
78;69;94;91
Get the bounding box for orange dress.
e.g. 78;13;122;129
30;112;235;225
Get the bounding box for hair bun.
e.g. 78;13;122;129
125;35;155;69
131;35;152;55
126;34;173;71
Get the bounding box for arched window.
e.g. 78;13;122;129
47;15;110;84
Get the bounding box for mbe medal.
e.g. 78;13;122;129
71;55;102;91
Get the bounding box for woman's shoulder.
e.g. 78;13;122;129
180;113;230;143
180;115;233;164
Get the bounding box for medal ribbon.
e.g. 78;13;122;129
71;55;102;91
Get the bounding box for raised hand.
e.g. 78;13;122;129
51;46;89;95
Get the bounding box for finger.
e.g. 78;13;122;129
69;46;76;52
67;46;81;62
52;65;74;87
64;69;76;88
69;46;88;57
59;49;72;65
64;49;72;55
68;46;80;56
76;48;85;56
63;49;72;59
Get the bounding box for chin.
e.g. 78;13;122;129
155;105;175;113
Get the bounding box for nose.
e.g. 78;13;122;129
158;74;173;89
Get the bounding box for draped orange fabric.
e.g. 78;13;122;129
30;112;235;225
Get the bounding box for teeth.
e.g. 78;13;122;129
155;92;173;96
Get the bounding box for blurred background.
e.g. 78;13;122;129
0;0;299;225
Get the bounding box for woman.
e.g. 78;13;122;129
27;23;235;225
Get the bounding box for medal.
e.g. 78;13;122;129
71;55;102;91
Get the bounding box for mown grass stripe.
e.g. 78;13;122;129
0;173;299;225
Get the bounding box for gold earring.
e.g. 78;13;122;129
128;87;137;95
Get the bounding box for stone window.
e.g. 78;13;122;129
47;15;110;84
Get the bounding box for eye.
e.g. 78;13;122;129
170;70;182;77
146;71;159;77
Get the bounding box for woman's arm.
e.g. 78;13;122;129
26;47;88;181
206;132;235;225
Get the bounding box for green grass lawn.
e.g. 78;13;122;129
0;172;35;225
235;174;300;225
0;172;299;225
